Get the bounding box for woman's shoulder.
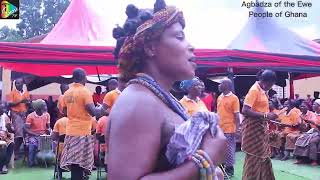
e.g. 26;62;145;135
110;84;166;124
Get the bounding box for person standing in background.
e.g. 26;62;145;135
241;70;278;180
199;80;215;112
60;68;104;180
179;78;208;116
8;78;30;158
217;79;240;178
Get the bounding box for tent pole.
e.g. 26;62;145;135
96;66;101;81
1;68;12;101
288;72;294;99
227;67;235;93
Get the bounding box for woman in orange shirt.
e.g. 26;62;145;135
25;99;50;167
241;70;278;180
179;77;209;116
8;79;30;157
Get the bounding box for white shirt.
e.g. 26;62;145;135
0;113;9;131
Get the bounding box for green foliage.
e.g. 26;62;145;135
0;0;70;42
0;26;23;42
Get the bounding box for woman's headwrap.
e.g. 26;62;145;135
180;77;200;92
113;0;185;60
32;99;46;110
315;99;320;106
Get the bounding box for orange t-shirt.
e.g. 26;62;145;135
26;112;50;135
217;93;240;133
62;83;94;136
53;117;68;135
8;89;30;112
180;96;209;116
103;89;121;109
96;116;109;136
53;117;68;157
244;82;269;113
278;108;301;134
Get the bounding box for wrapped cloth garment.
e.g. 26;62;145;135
285;132;300;150
295;128;319;147
165;111;219;165
293;128;320;161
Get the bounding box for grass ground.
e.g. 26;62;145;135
1;152;319;180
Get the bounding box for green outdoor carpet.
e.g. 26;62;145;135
1;152;319;180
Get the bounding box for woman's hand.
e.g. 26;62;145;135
201;127;227;166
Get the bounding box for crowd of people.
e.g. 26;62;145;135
0;74;123;177
0;0;319;180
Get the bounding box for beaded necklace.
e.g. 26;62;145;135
128;73;189;121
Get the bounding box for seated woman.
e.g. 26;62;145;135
179;78;209;116
96;115;109;172
24;99;50;167
51;116;69;178
107;1;227;179
294;100;320;166
0;102;14;174
52;116;68;159
272;100;302;160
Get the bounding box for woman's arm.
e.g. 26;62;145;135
242;105;264;119
242;105;277;120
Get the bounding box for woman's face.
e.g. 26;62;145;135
300;103;308;114
188;81;202;97
312;102;320;112
153;22;196;81
15;79;24;91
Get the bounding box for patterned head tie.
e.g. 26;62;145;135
113;0;185;60
180;77;200;92
315;99;320;106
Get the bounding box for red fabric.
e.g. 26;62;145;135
1;63;118;76
201;93;214;112
0;42;320;76
0;42;117;76
92;93;104;105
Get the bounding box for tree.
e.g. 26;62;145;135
0;0;69;42
0;26;23;42
16;0;70;39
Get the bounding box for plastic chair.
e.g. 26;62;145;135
53;134;66;180
97;135;106;180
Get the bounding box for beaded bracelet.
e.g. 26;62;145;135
194;153;213;180
263;113;268;119
197;150;216;177
188;155;206;180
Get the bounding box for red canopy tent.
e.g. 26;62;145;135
0;0;319;77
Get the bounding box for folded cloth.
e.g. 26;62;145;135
166;111;219;165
